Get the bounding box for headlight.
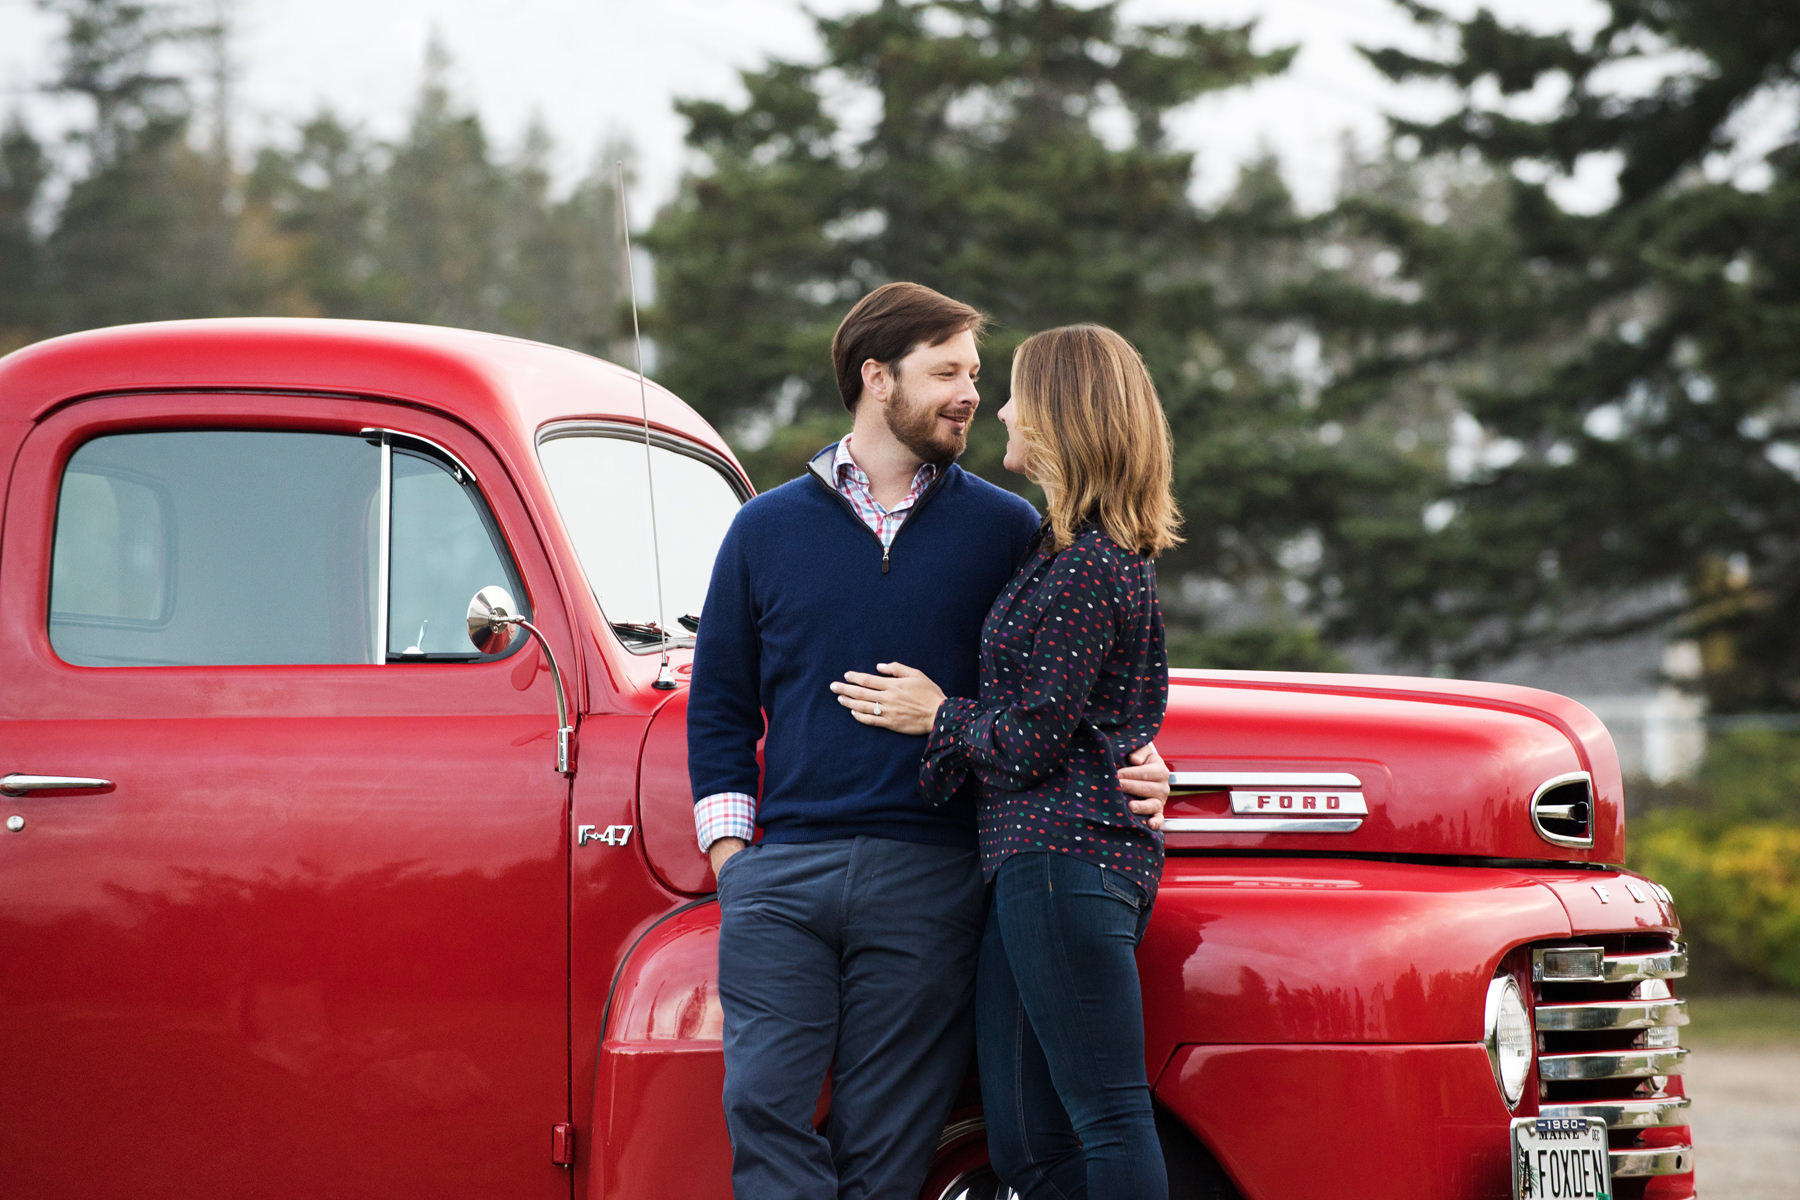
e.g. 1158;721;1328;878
1485;974;1533;1108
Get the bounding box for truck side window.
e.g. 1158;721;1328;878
48;430;525;667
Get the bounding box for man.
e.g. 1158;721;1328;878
688;283;1167;1199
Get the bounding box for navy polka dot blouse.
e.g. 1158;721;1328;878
922;522;1168;897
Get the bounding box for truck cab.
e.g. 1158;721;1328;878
0;320;1694;1199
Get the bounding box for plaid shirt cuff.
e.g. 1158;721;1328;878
695;792;757;851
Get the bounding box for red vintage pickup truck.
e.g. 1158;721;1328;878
0;320;1696;1199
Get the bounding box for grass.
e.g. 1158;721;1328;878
1679;993;1800;1047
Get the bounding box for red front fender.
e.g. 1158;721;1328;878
587;902;730;1199
1138;857;1573;1072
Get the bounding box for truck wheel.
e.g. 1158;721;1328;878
924;1106;1238;1200
927;1166;1011;1200
921;1118;1013;1200
1158;1106;1243;1200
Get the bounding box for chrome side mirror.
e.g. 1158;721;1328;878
467;585;526;654
467;586;574;775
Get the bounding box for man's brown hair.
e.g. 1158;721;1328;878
831;283;986;411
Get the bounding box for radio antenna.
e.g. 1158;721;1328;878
617;160;677;691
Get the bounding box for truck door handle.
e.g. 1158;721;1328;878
1;774;115;796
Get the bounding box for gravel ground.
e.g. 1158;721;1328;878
1679;1046;1800;1199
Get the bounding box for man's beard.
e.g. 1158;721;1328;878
884;378;970;465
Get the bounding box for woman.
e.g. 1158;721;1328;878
831;324;1180;1200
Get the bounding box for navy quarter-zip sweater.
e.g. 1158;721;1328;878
688;444;1041;846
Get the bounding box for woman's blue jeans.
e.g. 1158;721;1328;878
976;852;1167;1200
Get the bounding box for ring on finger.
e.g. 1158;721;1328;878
872;701;882;718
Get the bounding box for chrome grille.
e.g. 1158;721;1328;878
1531;937;1695;1187
1535;997;1688;1032
1537;1047;1688;1081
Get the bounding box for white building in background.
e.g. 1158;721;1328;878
1462;632;1708;784
1181;574;1712;784
1570;643;1709;784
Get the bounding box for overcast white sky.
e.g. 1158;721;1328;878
0;0;1609;213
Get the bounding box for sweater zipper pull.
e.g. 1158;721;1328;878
881;544;891;574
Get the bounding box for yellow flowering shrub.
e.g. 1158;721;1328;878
1630;816;1800;991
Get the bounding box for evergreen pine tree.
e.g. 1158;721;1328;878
0;115;50;349
372;36;507;329
1330;0;1800;707
646;0;1365;666
39;0;233;327
496;125;632;362
241;111;383;317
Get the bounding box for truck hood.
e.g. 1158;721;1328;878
1155;670;1625;865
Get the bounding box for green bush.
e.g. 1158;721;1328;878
1629;814;1800;991
1697;728;1800;822
1165;623;1348;673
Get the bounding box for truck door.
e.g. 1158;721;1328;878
0;393;574;1200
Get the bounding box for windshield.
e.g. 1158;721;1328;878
537;427;747;649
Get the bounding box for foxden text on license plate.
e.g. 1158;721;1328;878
1512;1116;1612;1200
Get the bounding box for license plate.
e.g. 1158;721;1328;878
1512;1116;1612;1200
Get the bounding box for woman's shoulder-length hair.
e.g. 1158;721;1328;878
1012;324;1182;558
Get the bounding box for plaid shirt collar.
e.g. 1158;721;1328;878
833;435;940;505
833;435;940;546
